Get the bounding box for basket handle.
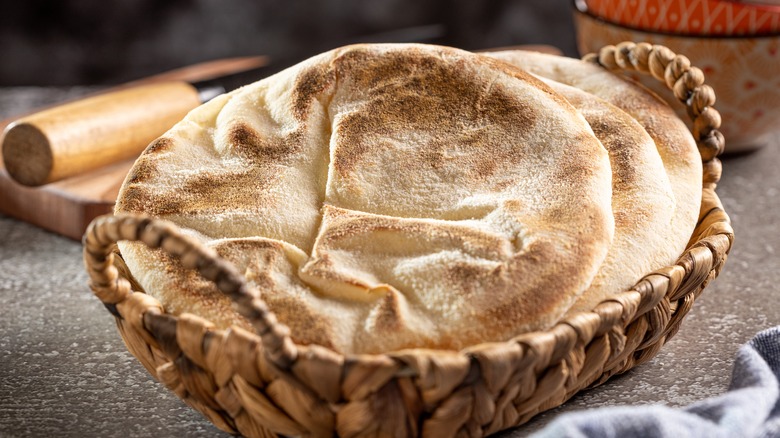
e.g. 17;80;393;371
83;213;298;369
582;42;725;163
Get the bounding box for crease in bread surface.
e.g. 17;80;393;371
116;43;615;354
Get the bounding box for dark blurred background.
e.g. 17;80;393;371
0;0;578;86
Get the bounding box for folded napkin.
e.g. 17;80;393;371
532;326;780;438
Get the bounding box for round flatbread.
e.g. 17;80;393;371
115;43;614;353
484;50;702;314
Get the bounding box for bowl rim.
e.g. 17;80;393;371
574;0;780;39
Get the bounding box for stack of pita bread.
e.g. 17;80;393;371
115;44;701;354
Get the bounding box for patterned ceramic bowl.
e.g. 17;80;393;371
575;4;780;151
582;0;780;35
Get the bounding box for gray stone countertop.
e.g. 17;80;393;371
1;87;778;437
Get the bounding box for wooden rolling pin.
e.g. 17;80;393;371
2;83;201;186
1;57;277;187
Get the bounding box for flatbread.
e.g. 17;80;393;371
484;50;702;313
536;77;678;313
115;44;614;353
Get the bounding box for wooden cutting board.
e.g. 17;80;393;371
0;159;133;240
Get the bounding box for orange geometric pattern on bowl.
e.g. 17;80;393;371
585;0;780;35
575;9;780;151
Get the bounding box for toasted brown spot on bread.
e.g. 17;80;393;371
581;108;642;189
118;181;182;215
267;294;338;348
331;112;386;176
228;122;304;164
213;239;284;291
146;137;174;154
367;288;406;333
120;168;275;217
331;46;541;183
121;137;173;187
180;170;274;212
291;64;336;121
417;139;447;170
123;157;158;185
124;186;183;215
443;262;495;298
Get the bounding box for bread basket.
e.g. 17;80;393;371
83;43;733;437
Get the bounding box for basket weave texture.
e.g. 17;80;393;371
83;42;733;437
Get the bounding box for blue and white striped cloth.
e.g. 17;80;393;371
533;326;780;438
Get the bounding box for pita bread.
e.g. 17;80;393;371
484;50;702;313
536;77;678;313
115;44;614;353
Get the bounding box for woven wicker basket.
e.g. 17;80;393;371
84;43;733;437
